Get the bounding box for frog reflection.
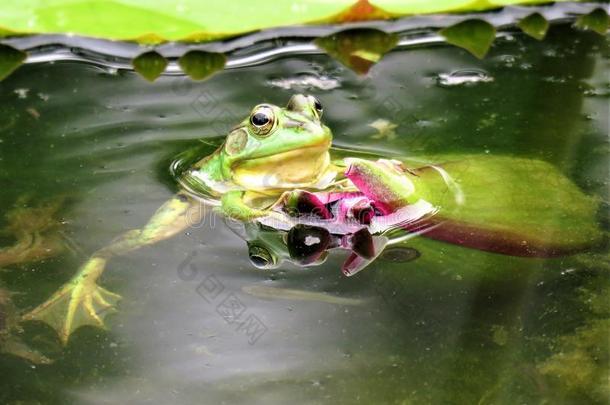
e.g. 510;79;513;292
232;188;431;275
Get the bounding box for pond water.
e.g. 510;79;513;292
0;24;608;404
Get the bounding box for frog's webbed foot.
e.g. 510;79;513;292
21;257;121;345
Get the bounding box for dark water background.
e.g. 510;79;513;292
0;25;608;404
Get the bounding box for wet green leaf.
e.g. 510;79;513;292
178;51;226;81
0;44;25;81
440;19;496;59
517;12;549;40
574;8;609;35
371;0;558;15
0;0;567;43
315;29;398;75
0;0;350;42
372;0;477;14
132;51;167;82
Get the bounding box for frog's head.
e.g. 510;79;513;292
196;94;333;191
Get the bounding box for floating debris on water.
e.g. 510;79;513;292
543;76;567;83
370;119;398;140
496;54;517;67
14;88;29;99
436;69;494;87
584;86;610;97
242;285;365;306
26;107;40;119
267;74;340;90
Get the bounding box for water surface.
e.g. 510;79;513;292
0;24;608;404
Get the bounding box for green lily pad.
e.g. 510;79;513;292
315;29;398;75
132;51;167;82
371;0;563;15
574;8;609;35
518;12;549;40
379;154;603;285
372;0;480;15
440;19;496;59
0;44;25;81
178;51;226;81
0;0;574;43
0;0;351;42
407;155;603;253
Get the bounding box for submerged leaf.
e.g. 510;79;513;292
178;51;226;81
574;8;609;35
132;51;167;82
315;29;398;74
518;12;549;40
440;19;496;59
0;44;26;81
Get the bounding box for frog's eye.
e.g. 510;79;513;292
308;95;323;118
249;105;275;136
225;128;248;155
248;244;277;269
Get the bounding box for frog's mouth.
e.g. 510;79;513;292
232;144;332;190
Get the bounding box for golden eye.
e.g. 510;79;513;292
225;128;248;155
248;244;277;269
249;105;275;136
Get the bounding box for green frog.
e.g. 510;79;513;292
22;94;603;345
22;94;383;344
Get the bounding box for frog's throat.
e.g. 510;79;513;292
180;149;341;199
231;147;334;191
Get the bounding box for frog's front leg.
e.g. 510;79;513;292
22;193;204;344
221;190;268;221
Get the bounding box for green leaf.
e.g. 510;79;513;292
574;8;609;35
0;0;571;43
315;29;398;75
0;44;25;81
440;19;496;59
132;51;167;82
378;155;604;281
178;51;226;81
372;0;481;14
517;12;549;40
0;0;351;42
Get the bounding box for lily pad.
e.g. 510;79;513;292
178;51;226;81
440;19;496;59
405;155;604;255
518;12;549;40
574;8;609;35
372;0;480;15
315;29;398;74
0;0;574;43
0;44;25;81
132;51;167;82
0;0;351;42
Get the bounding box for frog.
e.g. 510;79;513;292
22;94;604;345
